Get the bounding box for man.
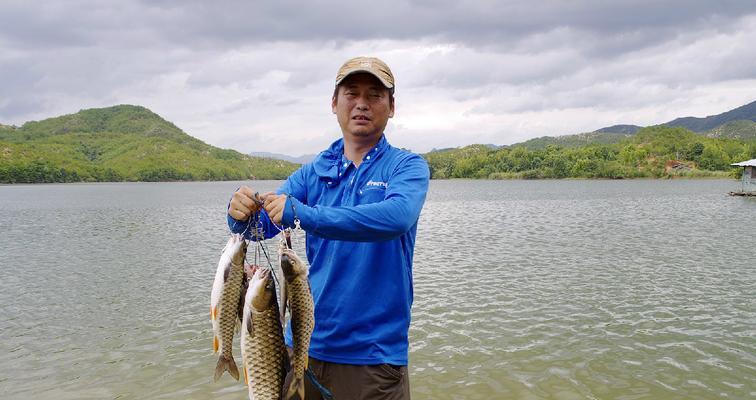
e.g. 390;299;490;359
227;56;429;399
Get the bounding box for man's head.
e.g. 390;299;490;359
332;56;395;142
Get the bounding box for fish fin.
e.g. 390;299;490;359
282;369;294;399
246;311;254;336
278;266;288;325
223;263;231;283
283;370;305;400
228;356;240;380
238;276;248;321
243;364;249;386
213;354;239;382
212;335;219;353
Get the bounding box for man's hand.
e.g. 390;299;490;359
228;186;264;221
263;194;288;225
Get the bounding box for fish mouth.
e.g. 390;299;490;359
279;250;299;278
280;252;291;265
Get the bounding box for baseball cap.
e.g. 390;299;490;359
335;56;395;90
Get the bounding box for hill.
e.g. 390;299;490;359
0;105;298;183
423;125;756;179
513;131;633;150
704;119;756;140
595;124;643;134
249;151;317;164
665;100;756;132
505;99;756;150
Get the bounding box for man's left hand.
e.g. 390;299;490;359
263;193;288;225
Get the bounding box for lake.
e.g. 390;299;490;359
1;180;754;399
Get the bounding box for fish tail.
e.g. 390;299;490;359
283;370;305;400
213;354;240;382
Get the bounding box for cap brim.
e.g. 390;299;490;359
335;68;394;89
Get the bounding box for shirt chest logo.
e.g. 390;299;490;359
365;180;387;189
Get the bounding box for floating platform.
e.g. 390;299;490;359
729;191;756;197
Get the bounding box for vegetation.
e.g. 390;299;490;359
515;131;632;151
666;100;756;132
423;126;756;179
4;102;755;183
704;120;756;140
0;105;298;183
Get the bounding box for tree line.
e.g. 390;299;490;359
423;126;756;179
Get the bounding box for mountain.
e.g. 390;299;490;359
704;119;756;140
595;124;643;134
665;100;756;132
512;131;633;150
0;105;299;183
511;100;756;150
249;151;317;164
423;125;755;180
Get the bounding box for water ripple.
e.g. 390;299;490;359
1;180;754;399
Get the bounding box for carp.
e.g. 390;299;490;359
241;267;287;400
280;247;315;400
210;234;247;381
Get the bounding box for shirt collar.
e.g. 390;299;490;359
339;135;388;166
313;135;390;182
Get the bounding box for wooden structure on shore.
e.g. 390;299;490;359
730;159;756;196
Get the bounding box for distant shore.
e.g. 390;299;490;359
0;176;741;185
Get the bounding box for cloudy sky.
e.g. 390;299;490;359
2;1;756;156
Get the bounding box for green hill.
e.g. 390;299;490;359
423;125;756;179
0;105;298;183
665;100;756;132
507;100;756;151
514;131;632;150
595;124;643;134
704;119;756;140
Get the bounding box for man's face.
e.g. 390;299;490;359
332;73;394;142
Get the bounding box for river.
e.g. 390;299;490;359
1;180;754;399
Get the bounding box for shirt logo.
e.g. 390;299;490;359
366;180;387;188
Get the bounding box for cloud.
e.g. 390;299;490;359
1;1;756;155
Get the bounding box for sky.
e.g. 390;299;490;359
1;1;756;156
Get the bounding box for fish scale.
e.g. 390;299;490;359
210;234;247;381
280;248;315;400
242;268;286;400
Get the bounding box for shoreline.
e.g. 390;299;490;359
0;176;742;185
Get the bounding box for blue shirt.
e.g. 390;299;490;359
228;135;429;365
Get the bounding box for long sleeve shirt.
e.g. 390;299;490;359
228;135;429;365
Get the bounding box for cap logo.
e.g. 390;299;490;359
360;61;372;68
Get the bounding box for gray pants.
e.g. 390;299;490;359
303;355;411;400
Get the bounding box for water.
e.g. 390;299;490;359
1;180;754;399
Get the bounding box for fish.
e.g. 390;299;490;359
210;233;247;382
241;267;287;400
280;247;315;400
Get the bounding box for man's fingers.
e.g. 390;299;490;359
263;198;275;213
261;195;286;224
236;192;259;211
228;207;249;221
272;201;285;219
262;192;277;207
238;185;256;198
270;203;284;224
